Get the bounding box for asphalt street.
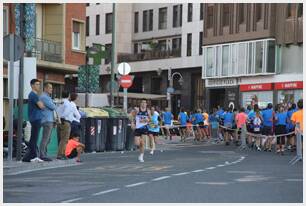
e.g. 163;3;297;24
4;141;303;203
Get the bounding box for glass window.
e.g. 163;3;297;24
267;40;275;73
242;91;273;109
256;4;262;21
134;43;138;54
222;45;229;76
86;16;89;36
255;41;263;73
158;40;167;51
173;5;182;27
298;3;303;17
216;46;221;76
187;33;192;56
232;44;238;75
134;12;139;33
172;38;181;51
149;9;153;31
105;13;112;34
206;47;214;77
188;3;193;22
72;21;80;50
248;42;253;74
96;15;100;35
223;4;230;26
200;3;204;20
199;32;203;55
278;90;303;104
159;7;167;30
287;4;292;18
104;44;112;64
239;4;245;24
3;8;8;35
143;10;153;31
238;43;246;75
143;10;148;32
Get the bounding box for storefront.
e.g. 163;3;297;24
240;83;273;109
275;81;303;104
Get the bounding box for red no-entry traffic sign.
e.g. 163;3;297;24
119;75;133;88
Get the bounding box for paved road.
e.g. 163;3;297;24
4;142;303;203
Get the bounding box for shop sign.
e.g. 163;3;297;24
274;81;303;90
240;83;272;92
206;78;237;87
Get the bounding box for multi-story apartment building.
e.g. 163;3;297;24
3;3;86;130
86;3;204;115
202;3;303;112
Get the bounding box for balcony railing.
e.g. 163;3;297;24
117;49;181;63
31;38;63;63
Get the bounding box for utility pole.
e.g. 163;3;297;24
110;3;116;107
16;3;25;161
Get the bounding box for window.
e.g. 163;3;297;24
3;78;8;98
86;3;89;6
151;77;162;94
238;43;247;75
104;44;112;64
187;33;192;56
134;12;139;33
173;5;182;27
188;3;193;22
105;13;112;34
3;8;8;36
206;47;214;77
159;7;167;30
223;4;230;26
255;41;263;73
134;43;138;54
207;6;214;28
200;3;204;20
222;45;229;76
158;40;167;51
267;40;275;73
231;44;238;75
199;32;203;55
287;4;292;18
239;4;245;24
172;38;181;53
86;16;89;36
96;15;100;35
298;3;303;17
72;21;80;50
256;4;262;21
248;42;253;74
143;9;153;32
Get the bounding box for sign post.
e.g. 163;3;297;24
118;62;132;113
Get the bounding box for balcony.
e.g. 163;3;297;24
117;49;181;63
31;38;63;63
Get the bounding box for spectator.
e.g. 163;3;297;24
65;132;85;162
275;105;287;155
70;93;81;136
22;79;45;162
56;91;73;160
39;82;56;161
236;107;247;145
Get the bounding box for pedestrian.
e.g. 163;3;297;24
65;132;85;162
287;103;297;151
70;93;81;136
216;106;225;141
22;79;45;162
56;91;73;160
235;107;247;146
148;106;160;155
291;99;303;136
39;82;56;161
253;109;263;151
162;108;173;140
275;105;287;155
261;103;275;152
223;107;235;145
202;109;210;140
178;108;188;142
134;99;150;162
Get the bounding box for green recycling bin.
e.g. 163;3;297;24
79;108;109;153
102;107;128;151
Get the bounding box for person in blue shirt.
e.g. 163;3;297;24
162;108;173;140
275;105;287;155
39;83;56;162
245;105;252;115
286;103;297;151
178;108;189;142
22;79;45;162
194;109;205;141
148;106;160;155
223;107;235;145
261;103;275;151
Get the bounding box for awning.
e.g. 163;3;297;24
108;92;167;100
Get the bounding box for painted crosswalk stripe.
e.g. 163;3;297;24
125;182;147;188
61;197;83;203
217;164;225;167
152;176;171;181
191;169;205;173
206;167;216;170
172;172;190;176
92;188;120;196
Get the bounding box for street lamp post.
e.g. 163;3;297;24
167;68;183;112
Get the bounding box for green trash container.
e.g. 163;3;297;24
102;107;128;151
80;108;109;153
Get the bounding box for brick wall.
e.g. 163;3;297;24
65;3;86;66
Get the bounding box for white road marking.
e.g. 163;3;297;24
152;176;171;181
206;167;216;170
125;182;147;188
217;164;225;167
191;169;205;173
195;182;229;185
61;197;83;203
92;188;120;196
172;172;190;176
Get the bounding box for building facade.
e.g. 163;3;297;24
86;3;204;115
202;3;303;112
3;3;86;130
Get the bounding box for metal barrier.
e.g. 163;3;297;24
289;123;303;165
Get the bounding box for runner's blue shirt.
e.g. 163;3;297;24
163;111;173;125
178;112;188;126
223;112;234;124
276;111;287;126
262;109;273;127
195;113;204;124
